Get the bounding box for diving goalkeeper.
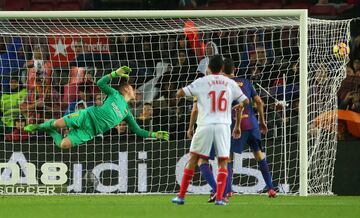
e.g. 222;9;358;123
24;66;169;149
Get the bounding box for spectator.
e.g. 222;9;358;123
308;64;330;122
196;41;219;76
227;30;243;66
62;69;99;110
5;116;29;141
0;74;27;133
133;88;144;117
134;36;159;77
338;62;360;101
244;45;276;88
288;61;300;84
353;58;360;76
114;121;127;135
264;98;283;139
136;102;154;131
20;72;60;124
116;34;136;67
95;93;104;106
340;91;360;113
31;44;45;73
69;38;110;69
346;63;355;77
64;85;94;115
212;31;231;55
172;50;197;85
177;35;197;67
314;64;327;85
0;37;26;92
156;73;178;107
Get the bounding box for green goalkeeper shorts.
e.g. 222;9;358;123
63;109;96;147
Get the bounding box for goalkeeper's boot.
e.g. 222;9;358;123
24;124;40;133
268;189;277;198
172;196;185;205
214;200;227;206
208;192;216;203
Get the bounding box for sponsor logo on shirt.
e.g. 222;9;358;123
111;102;123;118
67;113;79;118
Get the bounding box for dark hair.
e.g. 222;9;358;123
10;76;20;82
223;58;234;75
14;115;26;123
10;70;21;82
144;102;152;107
118;81;132;93
208;54;223;74
78;85;86;93
110;76;131;91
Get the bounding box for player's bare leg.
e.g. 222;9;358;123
254;150;276;198
172;153;199;205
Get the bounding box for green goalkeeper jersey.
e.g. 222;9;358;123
86;75;150;138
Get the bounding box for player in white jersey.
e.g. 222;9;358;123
172;55;249;205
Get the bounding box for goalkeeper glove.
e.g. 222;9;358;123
111;66;131;79
151;131;169;141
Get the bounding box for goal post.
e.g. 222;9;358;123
0;10;350;195
299;9;308;197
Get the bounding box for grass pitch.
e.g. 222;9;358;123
1;195;359;218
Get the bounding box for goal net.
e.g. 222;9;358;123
0;11;351;195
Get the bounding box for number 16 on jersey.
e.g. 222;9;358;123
209;90;227;112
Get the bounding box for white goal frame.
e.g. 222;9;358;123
0;9;309;196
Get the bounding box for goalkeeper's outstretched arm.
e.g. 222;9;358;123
124;112;169;141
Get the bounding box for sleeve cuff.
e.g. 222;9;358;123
182;87;192;97
110;71;117;78
236;94;248;103
151;132;156;138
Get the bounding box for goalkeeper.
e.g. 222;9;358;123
24;66;169;149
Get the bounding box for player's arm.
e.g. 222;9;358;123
232;95;249;111
232;102;244;139
231;83;249;139
176;79;201;131
176;88;186;98
253;95;268;134
187;99;198;139
96;66;131;96
176;78;201;99
124;111;169;140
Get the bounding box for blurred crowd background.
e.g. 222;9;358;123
0;0;359;143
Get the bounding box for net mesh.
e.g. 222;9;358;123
0;15;351;194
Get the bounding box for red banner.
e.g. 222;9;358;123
48;29;109;67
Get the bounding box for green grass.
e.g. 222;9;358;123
1;195;359;218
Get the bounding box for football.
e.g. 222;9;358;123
333;42;350;58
